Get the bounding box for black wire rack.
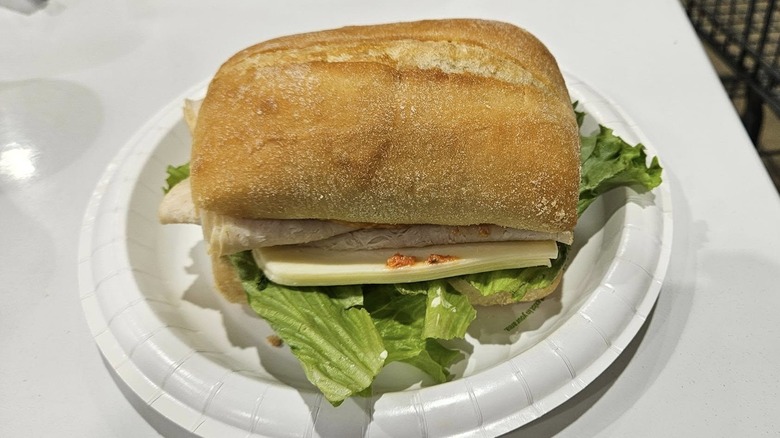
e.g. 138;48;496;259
683;0;780;155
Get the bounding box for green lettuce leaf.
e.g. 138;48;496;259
578;126;663;215
400;339;463;384
363;283;466;383
229;252;385;406
363;284;428;363
163;162;190;193
366;281;476;340
422;280;476;340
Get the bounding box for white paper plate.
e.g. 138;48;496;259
78;74;672;437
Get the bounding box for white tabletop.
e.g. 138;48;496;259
2;0;779;436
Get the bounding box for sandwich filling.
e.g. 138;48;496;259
159;180;566;286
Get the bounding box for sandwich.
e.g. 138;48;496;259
158;19;662;405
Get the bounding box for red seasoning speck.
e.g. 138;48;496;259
386;253;417;268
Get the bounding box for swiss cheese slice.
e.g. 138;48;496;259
253;240;558;286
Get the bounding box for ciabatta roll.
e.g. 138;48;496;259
160;19;580;304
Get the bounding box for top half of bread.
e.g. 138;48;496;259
190;19;580;234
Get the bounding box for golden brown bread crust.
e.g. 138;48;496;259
191;19;579;233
